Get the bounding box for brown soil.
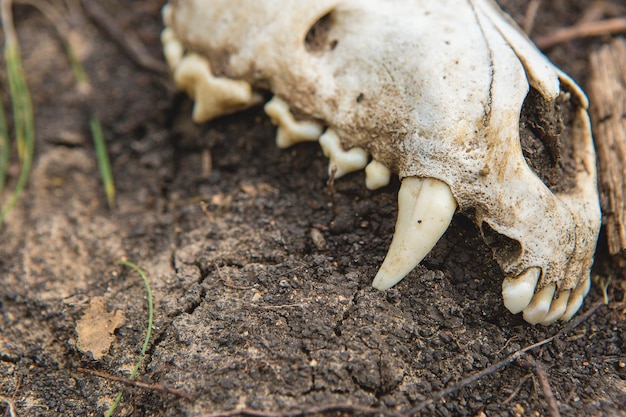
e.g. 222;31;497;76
1;1;624;416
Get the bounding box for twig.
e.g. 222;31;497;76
406;300;603;415
0;376;19;417
523;0;542;35
201;402;405;417
0;396;17;417
79;0;167;75
77;368;192;400
517;356;561;417
326;165;337;207
535;18;626;50
578;1;626;24
502;373;533;404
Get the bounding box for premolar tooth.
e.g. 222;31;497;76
365;160;391;190
522;284;556;324
372;177;457;290
161;28;184;70
502;267;541;314
161;4;173;26
539;290;570;325
319;129;368;178
174;54;262;122
562;277;591;321
264;97;323;148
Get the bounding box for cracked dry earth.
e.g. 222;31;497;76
0;0;625;416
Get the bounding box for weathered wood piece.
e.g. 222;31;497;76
588;37;626;256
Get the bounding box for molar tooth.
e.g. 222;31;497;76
522;284;556;324
264;97;323;148
372;177;457;290
174;54;262;122
365;160;391;190
539;290;570;325
319;129;368;178
562;277;591;321
502;267;541;314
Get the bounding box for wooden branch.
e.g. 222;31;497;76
535;18;626;50
77;368;193;400
588;38;626;256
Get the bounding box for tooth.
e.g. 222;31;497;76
365;160;391;190
522;284;556;324
264;97;323;148
562;277;591;321
539;290;571;325
173;54;262;122
372;177;457;290
502;267;541;314
161;4;173;26
161;28;184;70
319;129;368;178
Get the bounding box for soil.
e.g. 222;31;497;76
1;1;625;416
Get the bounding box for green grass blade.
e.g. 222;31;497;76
90;117;115;210
0;42;35;223
105;261;154;417
0;98;9;196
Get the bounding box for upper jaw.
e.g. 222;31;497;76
161;0;601;325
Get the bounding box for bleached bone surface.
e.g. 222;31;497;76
162;0;601;324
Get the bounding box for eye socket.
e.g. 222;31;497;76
519;87;577;194
305;11;338;53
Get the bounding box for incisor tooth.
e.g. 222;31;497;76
365;160;391;190
372;177;457;290
522;284;556;324
502;267;541;314
319;129;368;178
539;289;570;325
264;97;323;148
562;277;591;321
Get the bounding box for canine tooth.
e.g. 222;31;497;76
319;129;368;178
264;97;323;148
562;277;591;321
522;284;556;324
161;28;184;70
502;267;541;314
372;177;457;290
365;160;391;190
539;290;570;325
174;54;262;122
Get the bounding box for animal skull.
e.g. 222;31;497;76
161;0;601;325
